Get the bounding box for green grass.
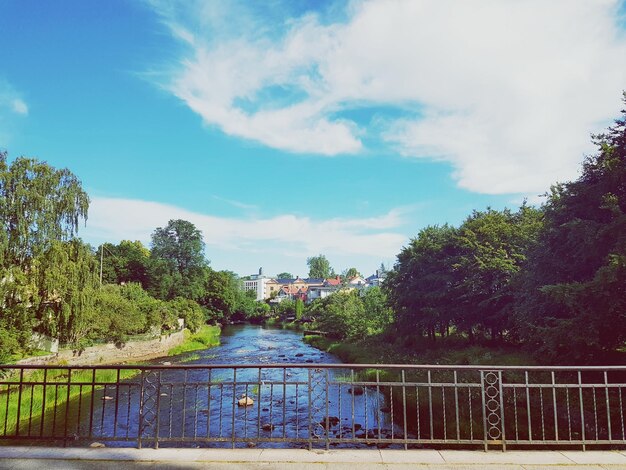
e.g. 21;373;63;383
0;366;142;437
167;325;221;357
303;333;535;366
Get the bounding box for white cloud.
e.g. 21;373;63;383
82;196;408;267
11;99;28;116
149;0;626;195
0;79;28;116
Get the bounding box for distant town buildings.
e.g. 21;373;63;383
243;268;386;303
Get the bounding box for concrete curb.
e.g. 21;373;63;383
1;447;626;469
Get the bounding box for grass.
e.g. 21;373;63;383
5;349;53;364
0;366;142;437
303;333;535;366
167;325;221;357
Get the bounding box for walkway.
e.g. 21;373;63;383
1;447;626;469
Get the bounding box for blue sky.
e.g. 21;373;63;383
1;0;625;277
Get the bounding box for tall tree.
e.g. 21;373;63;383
385;225;460;341
454;206;542;341
515;96;626;360
276;272;293;279
0;152;89;267
98;240;150;286
0;152;90;353
307;254;332;279
148;219;209;301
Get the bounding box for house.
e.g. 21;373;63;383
365;269;386;287
277;283;308;302
347;275;367;286
264;278;281;299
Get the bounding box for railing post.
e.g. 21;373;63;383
481;370;505;451
138;368;161;449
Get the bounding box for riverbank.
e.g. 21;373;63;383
303;334;536;366
167;325;221;356
11;325;222;368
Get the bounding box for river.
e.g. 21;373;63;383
56;324;397;448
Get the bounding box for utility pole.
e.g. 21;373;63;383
100;244;103;286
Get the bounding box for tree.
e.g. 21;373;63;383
454;206;542;341
344;267;360;279
34;239;100;346
0;152;90;352
514;96;626;360
98;240;150;287
361;286;394;335
385;225;460;341
0;152;89;268
307;254;332;279
295;298;304;320
312;291;367;340
148;219;209;301
276;272;293;279
202;269;241;323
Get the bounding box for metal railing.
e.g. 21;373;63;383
0;364;625;450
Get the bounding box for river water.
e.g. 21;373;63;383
58;325;397;448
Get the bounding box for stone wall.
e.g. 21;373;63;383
15;330;186;367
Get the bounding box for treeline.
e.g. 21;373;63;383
0;152;264;361
384;98;626;361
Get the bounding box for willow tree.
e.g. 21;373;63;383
0;151;89;267
0;151;90;353
34;239;100;346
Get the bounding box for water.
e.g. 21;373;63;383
174;324;341;365
40;325;396;448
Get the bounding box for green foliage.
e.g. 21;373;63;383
148;219;209;301
385;224;460;340
306;254;333;279
202;269;241;323
34;239;100;346
0;152;89;268
308;291;366;340
454;205;543;340
168;296;205;332
514;96;626;360
361;286;394;335
344;267;359;279
294;298;304;320
273;299;296;318
98;240;150;286
276;272;292;279
93;284;147;345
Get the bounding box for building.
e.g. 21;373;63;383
243;267;271;301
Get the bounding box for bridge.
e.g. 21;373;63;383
1;364;625;451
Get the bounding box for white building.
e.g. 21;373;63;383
243;267;271;301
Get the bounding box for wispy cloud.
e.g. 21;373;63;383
82;196;409;261
148;0;626;196
212;195;258;211
0;79;28;116
0;78;28;143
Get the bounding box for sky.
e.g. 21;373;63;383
1;0;626;278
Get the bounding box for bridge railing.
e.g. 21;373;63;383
0;364;624;450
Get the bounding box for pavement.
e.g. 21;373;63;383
1;447;626;469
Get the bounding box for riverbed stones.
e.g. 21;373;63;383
238;396;254;407
89;442;106;448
